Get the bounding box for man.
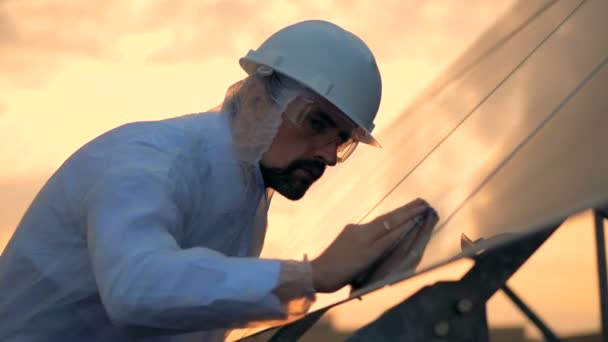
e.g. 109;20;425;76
0;20;437;341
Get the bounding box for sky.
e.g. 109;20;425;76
0;0;603;339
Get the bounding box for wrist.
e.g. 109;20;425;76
310;258;330;293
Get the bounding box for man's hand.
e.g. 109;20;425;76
352;206;438;289
310;198;435;293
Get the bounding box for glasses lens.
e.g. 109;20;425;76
337;139;358;163
284;97;368;163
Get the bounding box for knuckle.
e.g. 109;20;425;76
343;224;357;232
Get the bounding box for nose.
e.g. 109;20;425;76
313;142;338;166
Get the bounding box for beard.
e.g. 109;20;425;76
260;159;326;200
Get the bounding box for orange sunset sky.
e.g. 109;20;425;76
0;1;604;339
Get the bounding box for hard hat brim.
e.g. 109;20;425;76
240;57;382;148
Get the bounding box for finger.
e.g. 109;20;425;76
369;200;430;240
398;209;438;252
424;209;440;231
372;211;438;279
371;219;418;256
355;212;436;287
382;200;430;228
395;209;438;259
378;198;426;223
401;211;437;271
379;209;437;259
371;206;429;242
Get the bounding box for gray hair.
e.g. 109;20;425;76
220;67;311;164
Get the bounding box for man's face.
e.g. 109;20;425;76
260;97;358;200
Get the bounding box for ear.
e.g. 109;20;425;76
241;77;268;105
240;78;276;117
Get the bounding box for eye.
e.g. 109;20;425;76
308;116;327;135
338;131;352;145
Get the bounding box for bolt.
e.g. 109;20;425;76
433;320;450;337
457;298;474;313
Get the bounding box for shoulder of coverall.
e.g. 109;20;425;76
76;113;234;214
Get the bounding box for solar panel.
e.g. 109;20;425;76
230;0;608;339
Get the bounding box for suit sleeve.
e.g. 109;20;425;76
85;165;291;331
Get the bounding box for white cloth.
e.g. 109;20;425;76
0;112;300;341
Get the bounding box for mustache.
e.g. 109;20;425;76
282;160;326;179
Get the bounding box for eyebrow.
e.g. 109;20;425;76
317;112;353;142
316;112;337;128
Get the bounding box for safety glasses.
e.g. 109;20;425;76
284;97;369;163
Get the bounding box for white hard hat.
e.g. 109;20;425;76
239;20;382;147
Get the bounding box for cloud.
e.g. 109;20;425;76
137;0;517;63
0;1;127;87
0;0;516;87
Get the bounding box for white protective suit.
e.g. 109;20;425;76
0;74;316;341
